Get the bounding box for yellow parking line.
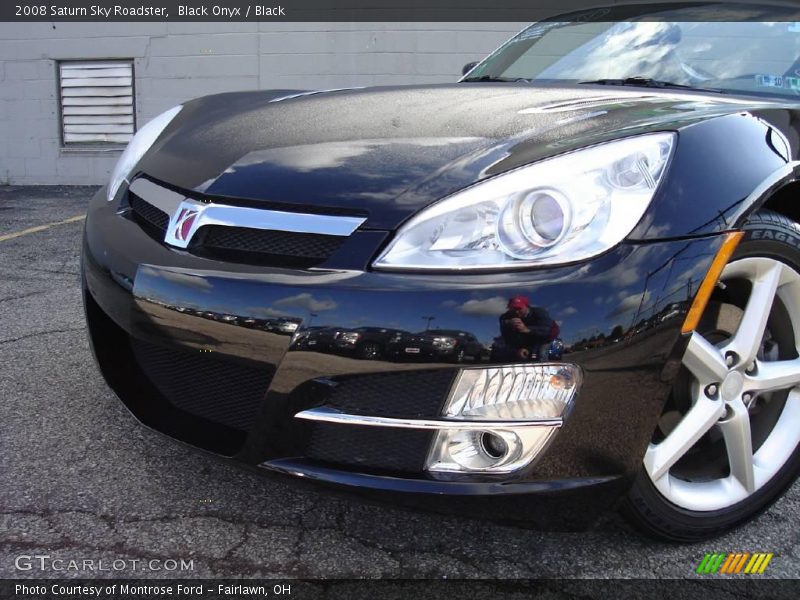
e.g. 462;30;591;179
0;214;85;243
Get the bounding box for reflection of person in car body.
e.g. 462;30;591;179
499;295;559;360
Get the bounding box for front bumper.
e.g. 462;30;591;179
82;186;725;526
386;342;459;361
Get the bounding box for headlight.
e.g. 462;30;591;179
432;336;456;348
339;331;361;344
106;105;183;202
373;133;675;271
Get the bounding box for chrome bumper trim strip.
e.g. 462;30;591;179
294;406;562;430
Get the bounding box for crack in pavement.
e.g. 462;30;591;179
1;507;408;578
0;327;85;347
0;291;46;304
3;508;448;578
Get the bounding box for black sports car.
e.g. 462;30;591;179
83;3;800;540
264;317;303;335
386;329;485;363
332;326;409;360
290;325;333;351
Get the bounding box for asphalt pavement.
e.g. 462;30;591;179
1;186;799;582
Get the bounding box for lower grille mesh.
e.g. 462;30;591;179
304;369;454;473
307;425;434;473
325;370;454;417
131;338;274;432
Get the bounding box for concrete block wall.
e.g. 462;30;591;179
0;22;525;185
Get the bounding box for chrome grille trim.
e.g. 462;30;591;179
127;177;367;250
163;199;366;249
128;177;184;216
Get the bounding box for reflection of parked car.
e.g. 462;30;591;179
302;327;343;352
266;317;302;335
290;326;328;350
658;302;684;323
333;327;408;360
387;330;483;363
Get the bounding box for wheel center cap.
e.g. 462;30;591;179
721;371;744;400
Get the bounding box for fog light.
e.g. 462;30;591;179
426;363;581;474
481;432;508;459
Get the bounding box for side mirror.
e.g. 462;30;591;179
462;61;479;76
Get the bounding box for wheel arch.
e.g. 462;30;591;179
751;176;800;226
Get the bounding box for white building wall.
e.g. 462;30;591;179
0;22;526;185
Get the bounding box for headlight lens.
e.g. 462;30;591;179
431;336;456;348
339;331;361;344
373;133;675;271
106;105;183;202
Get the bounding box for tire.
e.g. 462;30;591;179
358;342;382;360
452;347;466;363
623;210;800;541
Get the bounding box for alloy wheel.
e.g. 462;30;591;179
644;256;800;511
359;342;381;360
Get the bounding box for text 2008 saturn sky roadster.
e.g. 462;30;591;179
83;3;800;540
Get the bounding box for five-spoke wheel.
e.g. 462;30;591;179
645;257;800;511
625;211;800;540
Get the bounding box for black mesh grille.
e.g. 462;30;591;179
129;193;169;235
326;369;454;417
307;424;434;473
305;369;454;474
131;338;274;432
195;226;345;268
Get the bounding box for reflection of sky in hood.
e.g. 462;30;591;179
201;137;490;210
227;138;486;174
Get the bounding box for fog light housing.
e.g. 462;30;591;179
426;364;581;474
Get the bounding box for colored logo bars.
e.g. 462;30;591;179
696;552;774;575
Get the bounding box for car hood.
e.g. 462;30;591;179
138;83;766;229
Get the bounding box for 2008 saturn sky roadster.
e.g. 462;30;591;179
83;3;800;540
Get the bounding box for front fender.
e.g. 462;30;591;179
629;110;799;240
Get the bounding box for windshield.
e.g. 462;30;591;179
465;11;800;99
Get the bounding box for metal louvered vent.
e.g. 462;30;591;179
59;61;135;145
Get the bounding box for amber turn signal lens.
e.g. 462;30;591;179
681;231;744;334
